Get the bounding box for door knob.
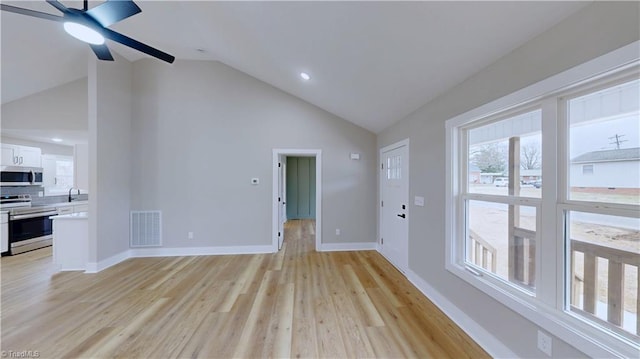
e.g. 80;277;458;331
397;213;406;218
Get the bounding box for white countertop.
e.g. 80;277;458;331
50;200;89;208
50;211;88;220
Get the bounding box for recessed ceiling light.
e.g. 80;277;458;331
51;138;63;142
300;72;311;81
63;22;105;45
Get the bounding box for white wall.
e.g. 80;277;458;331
130;59;376;249
0;78;88;146
571;161;640;188
377;2;639;358
1;78;87;130
88;54;132;263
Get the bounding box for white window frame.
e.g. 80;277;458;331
445;41;639;358
460;105;544;295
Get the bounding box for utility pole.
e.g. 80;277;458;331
608;134;627;149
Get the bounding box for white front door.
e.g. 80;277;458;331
380;141;409;273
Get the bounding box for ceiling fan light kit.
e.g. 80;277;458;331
63;22;104;45
1;0;174;63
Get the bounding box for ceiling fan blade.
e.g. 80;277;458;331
90;44;114;61
102;28;175;64
45;0;69;14
86;0;141;27
0;4;64;22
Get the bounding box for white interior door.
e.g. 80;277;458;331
278;155;286;250
380;141;409;273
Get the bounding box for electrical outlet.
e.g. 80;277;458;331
335;229;341;236
537;330;552;356
188;232;194;240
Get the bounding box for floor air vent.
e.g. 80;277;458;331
130;211;162;247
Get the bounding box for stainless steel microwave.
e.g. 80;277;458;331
0;166;43;186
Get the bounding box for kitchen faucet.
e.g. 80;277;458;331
68;187;81;202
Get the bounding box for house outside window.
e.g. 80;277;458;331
446;45;639;357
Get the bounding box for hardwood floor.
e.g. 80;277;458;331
1;219;489;358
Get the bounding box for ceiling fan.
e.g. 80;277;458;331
1;0;175;63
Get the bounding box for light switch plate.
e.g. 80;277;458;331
414;196;425;206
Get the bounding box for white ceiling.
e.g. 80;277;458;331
1;1;589;134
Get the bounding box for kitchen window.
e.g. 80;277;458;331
446;43;639;357
42;155;74;195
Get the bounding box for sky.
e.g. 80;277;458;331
569;114;640;158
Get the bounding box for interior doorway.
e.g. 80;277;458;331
285;156;316;220
272;149;322;252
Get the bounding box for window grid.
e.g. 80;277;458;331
451;69;640;350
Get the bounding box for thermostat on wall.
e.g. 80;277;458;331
350;153;360;160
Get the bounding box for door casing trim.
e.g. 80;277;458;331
272;149;322;252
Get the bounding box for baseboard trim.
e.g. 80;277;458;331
85;250;131;273
405;269;517;358
318;242;377;252
129;245;275;258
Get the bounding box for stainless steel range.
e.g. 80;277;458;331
1;195;57;255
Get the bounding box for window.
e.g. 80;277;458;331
463;109;542;293
563;79;639;341
42;155;74;195
387;155;402;180
446;43;639;357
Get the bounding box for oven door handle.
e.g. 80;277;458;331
11;211;59;220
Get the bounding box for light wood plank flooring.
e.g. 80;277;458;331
1;219;489;358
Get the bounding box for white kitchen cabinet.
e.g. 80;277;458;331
1;212;8;254
42;155;74;195
19;146;42;167
42;156;57;189
1;144;42;167
1;144;16;166
51;213;88;271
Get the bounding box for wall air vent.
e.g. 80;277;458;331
130;211;162;247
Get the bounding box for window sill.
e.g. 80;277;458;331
446;261;639;358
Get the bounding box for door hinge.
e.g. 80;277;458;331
381;163;384;170
278;162;281;168
381;237;384;244
381;200;384;207
278;232;281;237
278;197;281;202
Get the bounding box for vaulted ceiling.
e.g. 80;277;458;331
1;1;589;133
